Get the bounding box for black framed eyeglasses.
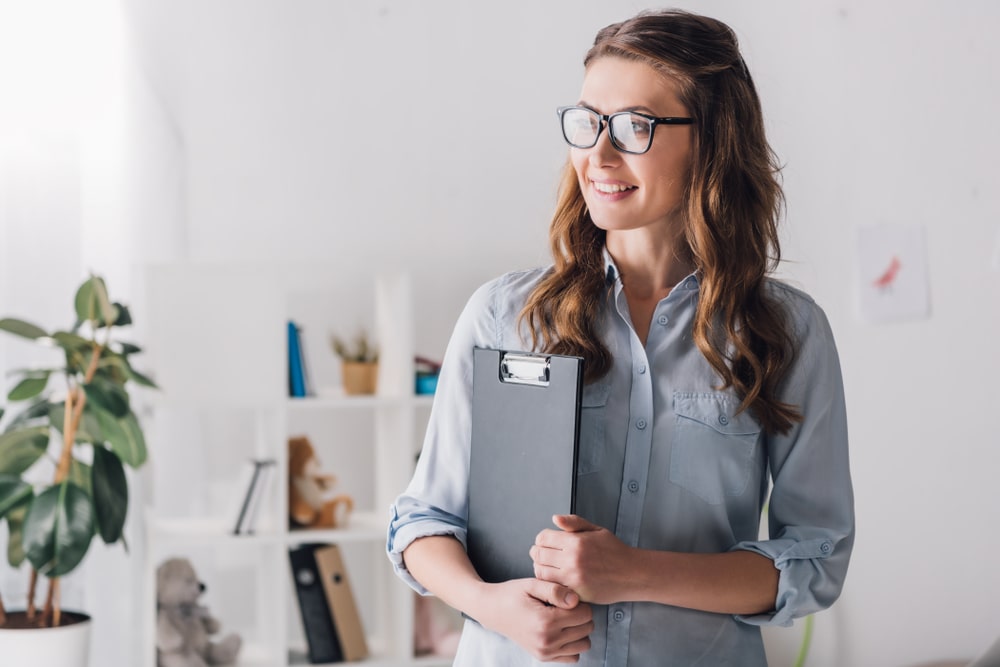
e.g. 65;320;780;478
557;105;694;155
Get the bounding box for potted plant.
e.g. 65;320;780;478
0;275;155;666
330;330;379;395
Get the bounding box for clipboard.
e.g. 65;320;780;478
467;347;583;584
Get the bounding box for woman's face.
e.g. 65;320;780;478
570;57;692;236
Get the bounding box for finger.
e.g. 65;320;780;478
535;527;566;549
527;579;579;609
558;634;592;657
534;561;567;587
553;514;599;532
530;543;563;569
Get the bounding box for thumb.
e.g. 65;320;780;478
553;513;599;533
529;579;580;609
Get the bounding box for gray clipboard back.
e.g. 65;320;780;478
467;347;583;584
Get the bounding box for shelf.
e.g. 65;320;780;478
142;267;442;667
287;649;454;667
286;395;434;411
147;511;387;546
285;511;387;544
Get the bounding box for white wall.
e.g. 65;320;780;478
5;0;999;665
0;1;183;665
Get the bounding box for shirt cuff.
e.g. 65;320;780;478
386;504;468;595
729;537;837;627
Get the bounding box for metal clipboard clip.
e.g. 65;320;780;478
499;352;550;387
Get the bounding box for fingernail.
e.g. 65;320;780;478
564;592;577;605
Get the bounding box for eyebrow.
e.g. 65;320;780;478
577;100;659;115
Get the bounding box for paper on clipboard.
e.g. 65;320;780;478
466;348;583;584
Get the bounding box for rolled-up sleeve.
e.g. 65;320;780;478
732;298;855;627
386;279;498;594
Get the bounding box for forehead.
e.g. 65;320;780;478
579;56;684;114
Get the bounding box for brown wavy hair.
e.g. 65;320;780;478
520;9;801;434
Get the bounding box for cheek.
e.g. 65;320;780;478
570;153;588;187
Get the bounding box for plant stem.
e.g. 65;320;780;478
41;578;54;627
27;569;38;618
52;579;61;627
42;342;101;626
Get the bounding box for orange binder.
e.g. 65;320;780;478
314;544;369;661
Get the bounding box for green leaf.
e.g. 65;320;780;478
74;277;118;327
6;504;27;566
0;425;50;475
84;379;129;418
48;403;103;444
92;277;118;328
69;459;93;497
98;410;147;468
8;373;51;401
0;318;48;340
0;473;33;519
112;303;132;327
126;364;158;389
74;278;97;324
118;342;142;356
4;400;52;433
23;482;95;577
52;331;92;353
91;447;127;544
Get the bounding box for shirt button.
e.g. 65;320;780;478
820;542;832;554
657;315;669;326
718;414;729;426
637;364;647;374
636;418;647;430
613;610;625;622
627;480;639;493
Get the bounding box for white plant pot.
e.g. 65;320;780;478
0;611;91;667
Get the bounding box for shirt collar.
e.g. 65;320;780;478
601;246;700;291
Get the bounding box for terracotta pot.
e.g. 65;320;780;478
342;361;378;395
0;610;91;667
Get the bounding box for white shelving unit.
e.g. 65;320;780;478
138;263;454;667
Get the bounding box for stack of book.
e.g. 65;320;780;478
288;320;313;398
289;543;369;664
231;458;277;535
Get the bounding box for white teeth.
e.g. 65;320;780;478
593;181;635;193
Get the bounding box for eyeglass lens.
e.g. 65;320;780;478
561;108;653;153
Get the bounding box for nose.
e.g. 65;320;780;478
587;124;620;167
199;582;206;593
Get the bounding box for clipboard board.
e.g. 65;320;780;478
467;347;583;584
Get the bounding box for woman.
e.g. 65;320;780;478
387;9;854;666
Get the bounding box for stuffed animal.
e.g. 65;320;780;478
288;435;354;529
156;557;242;667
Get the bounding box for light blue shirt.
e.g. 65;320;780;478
387;254;854;666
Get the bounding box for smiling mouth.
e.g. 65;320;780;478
592;181;637;194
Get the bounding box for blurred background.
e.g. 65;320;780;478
1;1;998;665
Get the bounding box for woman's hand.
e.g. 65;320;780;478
473;578;593;663
531;514;636;605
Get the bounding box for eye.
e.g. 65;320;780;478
629;116;651;139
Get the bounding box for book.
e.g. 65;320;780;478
288;320;309;397
232;458;277;535
288;543;369;664
289;543;343;663
314;544;368;661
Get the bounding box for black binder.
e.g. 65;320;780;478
467;348;583;584
289;543;343;664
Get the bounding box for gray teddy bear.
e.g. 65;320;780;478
156;557;242;667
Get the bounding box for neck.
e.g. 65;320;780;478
606;229;693;298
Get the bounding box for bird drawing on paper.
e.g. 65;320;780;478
872;255;901;290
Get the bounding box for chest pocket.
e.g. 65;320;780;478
669;392;761;505
576;382;611;475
